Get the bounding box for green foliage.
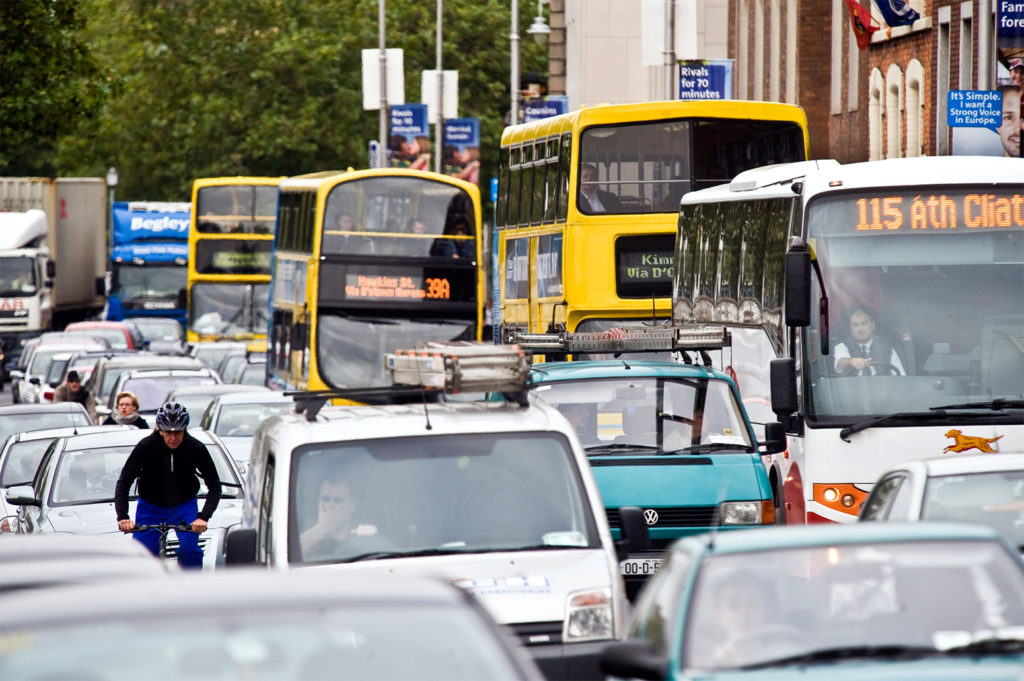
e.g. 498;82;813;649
0;0;108;175
4;0;548;202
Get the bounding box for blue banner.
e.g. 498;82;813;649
111;201;189;244
444;118;480;147
523;95;569;123
678;60;734;100
111;242;189;264
442;117;481;185
947;90;1002;128
390;104;430;169
872;0;919;28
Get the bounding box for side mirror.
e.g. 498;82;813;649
5;485;40;507
614;505;650;562
28;376;40;386
94;276;105;296
224;527;258;565
784;246;811;327
760;421;787;454
599;640;668;681
9;370;24;380
45;259;56;281
177;288;187;310
770;359;798;417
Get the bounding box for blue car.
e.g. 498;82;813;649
601;522;1024;679
530;360;782;597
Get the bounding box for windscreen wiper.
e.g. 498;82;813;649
670;442;751;454
584;443;662;455
739;644;938;670
839;411;951;442
939;636;1024;655
929;399;1024;411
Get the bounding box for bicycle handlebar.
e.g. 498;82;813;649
126;523;201;534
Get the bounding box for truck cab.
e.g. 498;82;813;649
226;343;647;680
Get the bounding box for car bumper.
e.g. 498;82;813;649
529;639;612;681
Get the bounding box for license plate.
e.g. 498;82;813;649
619;558;661;576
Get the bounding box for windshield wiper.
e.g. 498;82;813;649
739;644;938;670
839;411;951;442
584;443;662;454
670;442;750;454
930;399;1024;411
344;547;473;562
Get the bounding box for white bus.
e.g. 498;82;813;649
674;156;1024;523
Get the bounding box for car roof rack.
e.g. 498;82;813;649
288;343;531;421
507;325;731;355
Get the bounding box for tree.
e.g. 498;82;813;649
0;0;108;175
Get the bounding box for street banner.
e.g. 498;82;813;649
389;104;430;169
443;118;480;185
677;59;733;100
524;95;569;122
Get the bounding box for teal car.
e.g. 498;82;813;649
600;522;1024;679
529;360;782;597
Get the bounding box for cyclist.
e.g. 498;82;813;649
114;402;222;568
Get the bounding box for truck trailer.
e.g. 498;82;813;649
0;177;107;361
105;200;190;327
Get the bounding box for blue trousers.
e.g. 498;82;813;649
134;498;204;569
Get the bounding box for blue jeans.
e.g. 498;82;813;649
134;498;203;569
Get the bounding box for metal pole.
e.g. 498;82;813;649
379;0;388;159
435;0;443;173
511;0;520;125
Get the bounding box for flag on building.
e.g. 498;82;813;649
873;0;920;28
846;0;880;49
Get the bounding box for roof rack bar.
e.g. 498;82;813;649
507;326;731;354
385;342;530;394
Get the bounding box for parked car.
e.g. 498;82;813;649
860;453;1024;550
87;353;207;422
0;533;171;592
0;571;545;681
107;367;221;423
163;383;269;430
600;522;1024;679
6;428;244;570
529;358;783;598
0;425;131;531
127;316;186;356
198;390;294;472
64;319;146;351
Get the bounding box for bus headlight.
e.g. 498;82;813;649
564;589;613;642
719;500;774;525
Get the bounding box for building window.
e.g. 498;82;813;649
905;59;924;156
885;64;904;158
869;68;885;160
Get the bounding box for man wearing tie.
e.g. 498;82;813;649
834;306;906;376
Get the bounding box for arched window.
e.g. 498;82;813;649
869;68;884;160
905;59;924;157
885;64;904;159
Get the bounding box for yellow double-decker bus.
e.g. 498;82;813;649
495;100;809;346
187;177;283;344
267;168;483;394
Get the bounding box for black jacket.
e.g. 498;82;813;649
102;414;150;429
114;431;221;521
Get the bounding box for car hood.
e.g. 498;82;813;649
218;436;254;467
690;656;1024;680
304;548;614;626
589;452;766;508
45;499;243;534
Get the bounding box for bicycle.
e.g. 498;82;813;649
126;522;203;560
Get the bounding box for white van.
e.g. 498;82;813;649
225;344;647;680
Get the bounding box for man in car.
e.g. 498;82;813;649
53;371;98;423
114;402;221;568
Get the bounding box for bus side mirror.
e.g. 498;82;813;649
785;247;811;327
224;527;258;565
177;288;187;310
770;358;798;417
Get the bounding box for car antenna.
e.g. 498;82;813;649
420;386;433;431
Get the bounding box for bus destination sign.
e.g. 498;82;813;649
319;262;476;308
345;273;451;301
822;189;1024;234
616;234;675;298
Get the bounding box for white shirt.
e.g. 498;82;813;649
833;339;905;375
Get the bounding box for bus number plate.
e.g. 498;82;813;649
620;558;661;576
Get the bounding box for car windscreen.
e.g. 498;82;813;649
120;376;219;412
50;441;242;506
0;603;526;681
0;411;92;444
289;431;598;564
0;439;56;487
213;403;293;437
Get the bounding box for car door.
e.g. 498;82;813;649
860;472;913;521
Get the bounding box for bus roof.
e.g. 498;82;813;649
501;99;808;147
191;176;284;189
680;159;840;205
799;156;1024;197
277;167;480;195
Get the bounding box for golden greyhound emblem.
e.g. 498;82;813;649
944;429;1003;454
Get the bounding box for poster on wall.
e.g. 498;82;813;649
994;2;1023;157
442;117;480;186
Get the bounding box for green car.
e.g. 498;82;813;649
530;360;782;598
601;522;1024;679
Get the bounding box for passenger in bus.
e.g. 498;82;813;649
430;215;475;259
579;163;622;213
833;306;906;376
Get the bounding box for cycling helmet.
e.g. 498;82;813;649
155;401;189;431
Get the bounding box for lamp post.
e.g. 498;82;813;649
105;167;118;237
511;0;520;126
526;0;550;45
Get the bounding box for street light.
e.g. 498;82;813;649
525;0;550;45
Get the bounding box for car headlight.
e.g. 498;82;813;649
564;588;613;642
719;499;774;525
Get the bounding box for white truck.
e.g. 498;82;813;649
0;178;107;362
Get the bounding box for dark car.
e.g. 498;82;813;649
0;571;545;681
